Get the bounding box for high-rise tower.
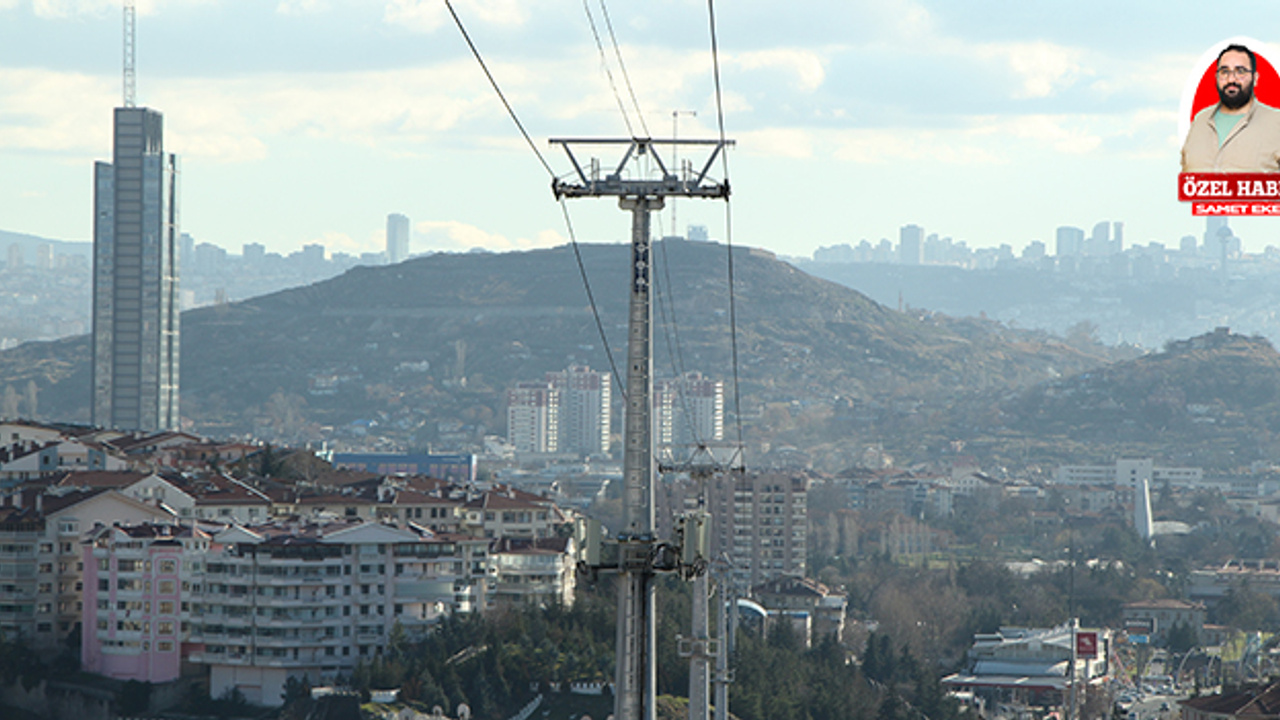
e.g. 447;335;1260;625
91;5;180;431
387;213;410;264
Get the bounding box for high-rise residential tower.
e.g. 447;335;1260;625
387;213;410;264
92;107;180;431
547;365;612;456
506;381;560;454
654;371;724;448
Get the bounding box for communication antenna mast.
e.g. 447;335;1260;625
123;0;136;107
557;135;732;720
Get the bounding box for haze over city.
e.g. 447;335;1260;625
5;1;1280;259
11;2;1280;720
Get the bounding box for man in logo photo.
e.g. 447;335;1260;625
1182;44;1280;172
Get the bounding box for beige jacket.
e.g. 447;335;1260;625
1182;100;1280;172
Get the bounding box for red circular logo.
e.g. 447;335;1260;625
1188;50;1280;120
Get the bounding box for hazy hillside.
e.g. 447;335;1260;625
941;329;1280;470
0;240;1115;457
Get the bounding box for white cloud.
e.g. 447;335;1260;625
974;40;1086;99
30;0;111;18
980;114;1102;154
27;0;208;18
415;220;563;252
277;0;327;16
831;127;1003;165
384;0;528;33
735;49;826;93
737;128;813;159
0;69;114;154
383;0;447;33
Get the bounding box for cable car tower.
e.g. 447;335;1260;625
554;136;732;720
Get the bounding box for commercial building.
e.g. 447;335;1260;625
943;624;1112;707
91;106;180;432
1120;599;1205;644
386;213;410;264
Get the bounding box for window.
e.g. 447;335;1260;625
158;641;174;652
159;601;174;614
158;559;176;574
158;580;175;594
158;621;174;635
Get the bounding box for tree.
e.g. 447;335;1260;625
1166;622;1198;654
119;680;152;715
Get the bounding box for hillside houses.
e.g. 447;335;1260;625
0;420;580;689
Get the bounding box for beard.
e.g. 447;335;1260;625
1219;80;1255;110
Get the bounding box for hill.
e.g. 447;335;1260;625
944;328;1280;470
0;240;1114;461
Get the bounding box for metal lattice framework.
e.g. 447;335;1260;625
123;0;136;108
556;137;731;720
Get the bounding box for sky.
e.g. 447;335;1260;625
2;0;1280;260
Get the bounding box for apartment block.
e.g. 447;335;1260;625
659;471;809;587
0;488;174;651
83;519;490;706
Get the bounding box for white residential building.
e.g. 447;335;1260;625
547;365;611;457
654;372;723;449
84;519;490;707
506;382;559;454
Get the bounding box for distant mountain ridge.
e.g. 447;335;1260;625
970;328;1280;468
0;229;91;259
0;240;1118;462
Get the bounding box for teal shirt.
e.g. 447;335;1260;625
1216;109;1244;147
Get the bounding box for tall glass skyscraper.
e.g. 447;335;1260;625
386;212;410;264
92;107;180;431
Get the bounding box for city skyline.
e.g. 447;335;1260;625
5;3;1280;260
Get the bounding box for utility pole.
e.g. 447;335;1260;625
666;451;737;720
554;135;732;720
